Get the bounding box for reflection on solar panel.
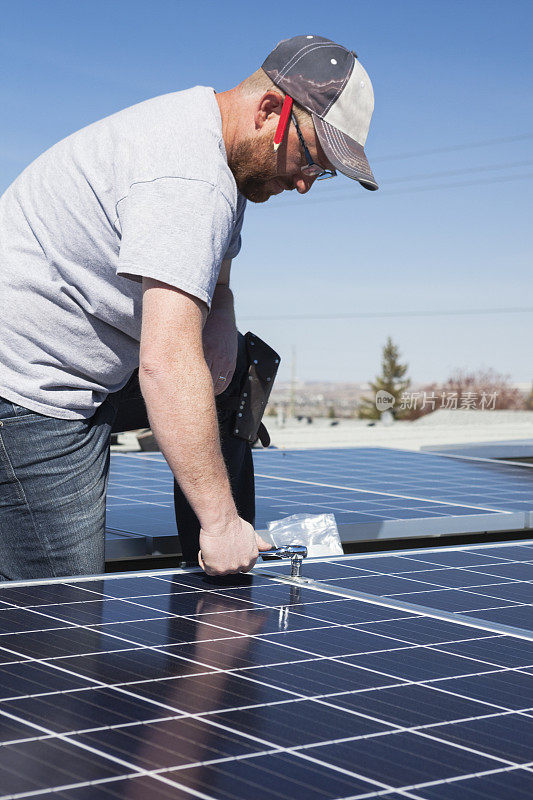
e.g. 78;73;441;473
1;539;533;798
106;447;533;559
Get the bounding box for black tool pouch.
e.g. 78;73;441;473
230;331;280;447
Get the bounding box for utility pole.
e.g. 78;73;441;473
289;345;296;419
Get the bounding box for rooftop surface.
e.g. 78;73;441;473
113;410;533;454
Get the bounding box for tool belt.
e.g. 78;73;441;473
218;331;280;447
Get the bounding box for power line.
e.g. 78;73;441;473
285;159;533;204
371;132;533;163
364;159;533;186
239;306;533;322
271;171;533;208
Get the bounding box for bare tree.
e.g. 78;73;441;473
402;367;526;420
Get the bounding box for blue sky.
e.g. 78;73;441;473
1;0;531;384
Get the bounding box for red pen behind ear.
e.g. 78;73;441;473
273;95;293;151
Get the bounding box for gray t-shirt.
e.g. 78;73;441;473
0;86;246;419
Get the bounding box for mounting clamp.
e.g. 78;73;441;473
262;544;308;577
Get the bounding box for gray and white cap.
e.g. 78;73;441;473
262;34;378;190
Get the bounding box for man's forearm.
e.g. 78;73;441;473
139;355;237;533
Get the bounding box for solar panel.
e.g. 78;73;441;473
1;540;533;798
252;447;533;524
106;447;533;559
106;454;178;558
265;540;533;637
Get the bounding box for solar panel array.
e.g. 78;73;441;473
1;539;533;798
106;448;533;558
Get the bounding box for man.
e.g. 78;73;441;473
0;35;377;581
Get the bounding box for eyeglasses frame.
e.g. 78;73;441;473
290;112;337;181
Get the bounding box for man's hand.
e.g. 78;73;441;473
203;284;238;395
198;517;271;576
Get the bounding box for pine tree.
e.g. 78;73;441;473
358;337;410;420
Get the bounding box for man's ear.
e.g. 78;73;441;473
254;91;284;130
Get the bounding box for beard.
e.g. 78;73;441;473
229;129;290;203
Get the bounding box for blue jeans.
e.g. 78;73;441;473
0;395;112;581
0;334;256;581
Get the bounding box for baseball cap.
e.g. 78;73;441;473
262;35;378;190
